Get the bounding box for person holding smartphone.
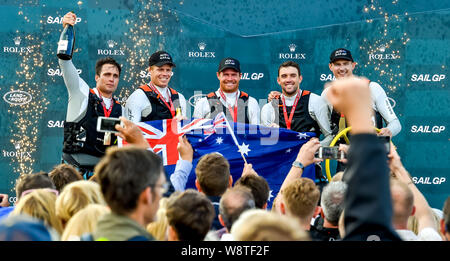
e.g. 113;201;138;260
59;12;123;179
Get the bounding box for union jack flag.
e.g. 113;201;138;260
119;117;216;165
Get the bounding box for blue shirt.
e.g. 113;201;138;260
170;159;193;191
0;206;15;222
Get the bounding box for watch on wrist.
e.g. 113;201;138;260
292;160;305;170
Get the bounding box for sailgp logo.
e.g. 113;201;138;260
47;16;82;24
188;41;215;58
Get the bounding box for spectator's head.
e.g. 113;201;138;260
195;153;232;196
441;196;450;241
55;180;106;227
95;146;166;226
235;174;270;209
146;196;171;241
219;186;255;232
11;189;63;235
49;164;83;193
61;204;110;241
0;214;59;241
15;171;55;202
390;178;415;229
166;189;215;241
320;181;347;226
231;209;310;241
280;178;321;228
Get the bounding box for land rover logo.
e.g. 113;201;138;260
188;93;207;107
3;90;32;105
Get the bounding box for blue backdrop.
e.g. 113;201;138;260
0;0;448;209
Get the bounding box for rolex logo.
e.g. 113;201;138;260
188;41;215;58
198;42;206;51
369;43;399;61
279;43;306;60
13;36;21;46
14;142;20;150
289;43;297;52
98;40;125;56
107;40;116;48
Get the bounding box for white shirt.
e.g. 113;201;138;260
193;89;260;125
59;59;124;122
321;81;401;136
260;90;333;146
396;228;442;241
125;84;187;123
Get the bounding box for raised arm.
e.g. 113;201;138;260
326;77;400;241
58;12;89;122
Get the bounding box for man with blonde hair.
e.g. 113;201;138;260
231;209;309;241
279;178;321;239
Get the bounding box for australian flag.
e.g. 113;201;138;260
121;113;316;208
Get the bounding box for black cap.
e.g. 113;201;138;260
218;57;240;73
149;51;176;67
329;48;354;63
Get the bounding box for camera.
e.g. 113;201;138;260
96;117;122;133
318;146;345;160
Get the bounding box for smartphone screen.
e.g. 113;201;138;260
97;117;121;133
319;146;344;160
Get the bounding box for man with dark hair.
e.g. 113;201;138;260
195;153;233;230
166;189;215;241
234;174;269;209
0;172;56;221
48;163;83;193
92;146;166;241
262;60;332;146
195;153;232;196
125;50;186;123
59;12;123;179
441;197;450;241
193;57;260;124
322;48;401;137
217;186;255;240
